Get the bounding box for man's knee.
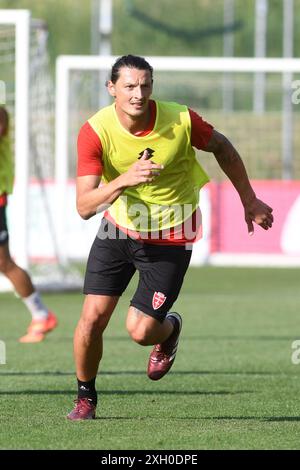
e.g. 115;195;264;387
126;308;157;346
128;325;152;346
79;316;102;340
79;295;118;337
80;309;110;335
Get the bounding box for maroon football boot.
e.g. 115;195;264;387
147;312;182;381
67;398;96;420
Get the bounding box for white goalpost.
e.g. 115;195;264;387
55;55;300;268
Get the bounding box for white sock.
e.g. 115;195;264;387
22;291;49;321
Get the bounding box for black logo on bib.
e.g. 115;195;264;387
138;148;155;159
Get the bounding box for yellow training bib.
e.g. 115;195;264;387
88;100;209;231
0;135;14;195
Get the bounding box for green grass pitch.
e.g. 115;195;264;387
0;266;300;450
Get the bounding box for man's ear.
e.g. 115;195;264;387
107;81;116;98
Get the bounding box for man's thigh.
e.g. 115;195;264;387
83;234;136;296
130;243;192;322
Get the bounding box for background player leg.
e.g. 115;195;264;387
0;243;57;343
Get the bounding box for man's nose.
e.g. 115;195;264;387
134;87;143;99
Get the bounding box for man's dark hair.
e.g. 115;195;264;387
109;55;153;84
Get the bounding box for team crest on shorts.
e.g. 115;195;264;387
152;291;167;310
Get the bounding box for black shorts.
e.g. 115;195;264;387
0;206;9;246
84;218;192;322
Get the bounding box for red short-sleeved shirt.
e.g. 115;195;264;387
0;194;7;207
77;101;213;245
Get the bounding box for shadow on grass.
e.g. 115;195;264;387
70;335;297;342
0;369;289;377
0;389;252;396
102;335;297;342
5;335;291;342
96;415;300;422
264;417;300;422
198;416;300;422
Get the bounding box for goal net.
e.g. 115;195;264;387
56;55;300;267
0;10;82;291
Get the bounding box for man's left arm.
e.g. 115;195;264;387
203;129;274;235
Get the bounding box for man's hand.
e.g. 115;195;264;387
244;197;274;235
120;149;163;187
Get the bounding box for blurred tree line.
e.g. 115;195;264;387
0;0;300;70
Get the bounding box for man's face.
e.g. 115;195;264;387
108;67;153;119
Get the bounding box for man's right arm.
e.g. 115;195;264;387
76;153;163;220
76;174;127;220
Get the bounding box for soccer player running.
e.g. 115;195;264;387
0;106;57;342
67;55;273;420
